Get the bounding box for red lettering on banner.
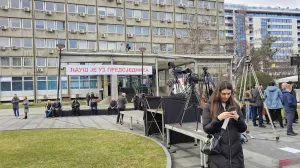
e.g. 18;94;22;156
99;68;105;72
71;67;88;72
108;68;114;72
90;68;97;72
69;66;150;74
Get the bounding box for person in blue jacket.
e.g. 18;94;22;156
282;81;297;136
264;81;283;128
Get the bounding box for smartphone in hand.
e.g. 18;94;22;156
228;106;236;112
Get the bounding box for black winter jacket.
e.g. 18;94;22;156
202;102;247;168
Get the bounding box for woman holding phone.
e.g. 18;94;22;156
202;81;247;168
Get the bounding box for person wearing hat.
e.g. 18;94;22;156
282;81;297;136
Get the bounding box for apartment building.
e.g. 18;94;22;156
225;4;300;77
0;0;226;101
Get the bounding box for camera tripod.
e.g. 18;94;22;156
172;82;202;131
200;67;215;102
239;56;280;142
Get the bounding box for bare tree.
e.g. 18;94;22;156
175;12;218;55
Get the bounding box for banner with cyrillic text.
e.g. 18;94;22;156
66;65;153;75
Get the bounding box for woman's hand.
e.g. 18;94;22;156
230;111;240;121
217;112;235;121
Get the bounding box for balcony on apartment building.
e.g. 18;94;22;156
225;32;234;36
225;26;233;30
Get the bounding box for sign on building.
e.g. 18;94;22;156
66;65;153;75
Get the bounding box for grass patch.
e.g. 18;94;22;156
0;101;86;110
0;129;166;168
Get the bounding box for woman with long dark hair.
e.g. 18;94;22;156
202;81;247;168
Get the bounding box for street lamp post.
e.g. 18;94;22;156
56;43;65;104
139;47;146;94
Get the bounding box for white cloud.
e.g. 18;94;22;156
225;0;300;8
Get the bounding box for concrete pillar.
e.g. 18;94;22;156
104;75;108;97
98;75;103;100
111;75;118;99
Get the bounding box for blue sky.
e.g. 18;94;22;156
225;0;300;8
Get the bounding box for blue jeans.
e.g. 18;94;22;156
245;103;250;123
252;106;263;126
45;110;52;118
13;108;19;117
250;105;255;119
91;106;97;115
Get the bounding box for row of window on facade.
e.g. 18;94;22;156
0;15;224;30
0;57;108;67
0;37;178;51
0;34;224;51
0;57;60;67
0;18;226;37
268;31;293;35
0;76;98;91
261;18;293;23
247;13;300;19
0;0;224;12
271;43;294;48
268;25;293;29
276;49;294;54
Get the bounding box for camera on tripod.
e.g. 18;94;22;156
185;69;200;85
168;62;200;85
168;62;184;75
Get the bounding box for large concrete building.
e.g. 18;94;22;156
225;4;300;77
0;0;228;102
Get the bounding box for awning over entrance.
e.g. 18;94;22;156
61;51;233;71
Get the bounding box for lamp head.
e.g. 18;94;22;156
56;43;65;50
139;47;146;53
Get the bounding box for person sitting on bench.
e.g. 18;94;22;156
107;99;117;115
45;100;53;118
52;99;62;117
72;98;80;116
90;96;98;115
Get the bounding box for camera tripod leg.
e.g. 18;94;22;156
249;65;280;141
239;63;280;142
179;89;192;126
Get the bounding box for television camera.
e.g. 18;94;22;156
168;62;200;86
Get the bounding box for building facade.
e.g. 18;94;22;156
225;4;300;77
0;0;226;102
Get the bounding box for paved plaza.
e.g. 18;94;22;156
1;107;300;168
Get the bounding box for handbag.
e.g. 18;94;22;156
201;118;229;155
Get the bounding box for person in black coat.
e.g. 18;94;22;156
202;81;247;168
71;98;80;116
107;99;117;115
90;95;98;115
52;99;62;117
133;94;140;110
291;84;298;123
